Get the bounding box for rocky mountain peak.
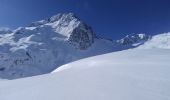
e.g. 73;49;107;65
48;13;79;23
28;13;96;50
117;33;150;45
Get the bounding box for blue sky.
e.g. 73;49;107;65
0;0;170;39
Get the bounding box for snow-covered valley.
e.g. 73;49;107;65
0;49;170;100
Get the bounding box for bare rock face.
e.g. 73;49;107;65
68;22;96;50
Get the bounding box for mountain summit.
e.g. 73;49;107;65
26;13;95;50
0;13;149;79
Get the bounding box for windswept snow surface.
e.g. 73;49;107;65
0;49;170;100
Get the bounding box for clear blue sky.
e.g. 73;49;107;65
0;0;170;39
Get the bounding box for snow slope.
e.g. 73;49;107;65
138;32;170;49
0;49;170;100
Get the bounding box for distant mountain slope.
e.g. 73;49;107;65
138;32;170;49
0;13;149;79
0;49;170;100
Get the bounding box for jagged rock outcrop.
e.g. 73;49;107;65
117;33;150;46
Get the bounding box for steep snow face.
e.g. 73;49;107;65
138;32;170;49
0;49;170;100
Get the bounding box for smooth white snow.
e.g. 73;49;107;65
0;49;170;100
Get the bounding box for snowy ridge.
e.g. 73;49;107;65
0;27;12;34
116;33;150;46
138;32;170;49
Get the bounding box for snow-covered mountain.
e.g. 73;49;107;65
0;13;149;79
0;49;170;100
117;33;150;46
